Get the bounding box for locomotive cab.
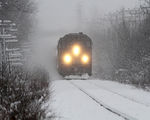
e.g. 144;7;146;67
57;33;92;77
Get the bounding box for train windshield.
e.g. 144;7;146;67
60;39;92;49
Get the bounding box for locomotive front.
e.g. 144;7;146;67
57;33;92;77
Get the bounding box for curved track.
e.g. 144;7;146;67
69;81;137;120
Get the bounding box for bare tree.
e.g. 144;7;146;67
0;0;36;43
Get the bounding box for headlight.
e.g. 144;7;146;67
81;54;89;64
72;45;81;56
63;53;72;64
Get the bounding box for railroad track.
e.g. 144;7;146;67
69;81;138;120
87;80;150;107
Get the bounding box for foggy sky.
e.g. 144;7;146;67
36;0;138;32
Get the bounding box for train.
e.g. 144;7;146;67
57;32;92;77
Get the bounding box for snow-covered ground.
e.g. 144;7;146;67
51;80;150;120
88;80;150;107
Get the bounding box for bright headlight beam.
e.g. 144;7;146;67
63;54;72;64
73;45;80;56
82;54;89;64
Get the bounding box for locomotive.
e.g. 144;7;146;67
57;32;92;77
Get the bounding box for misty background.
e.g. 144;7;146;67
1;0;150;119
37;0;137;31
32;0;138;79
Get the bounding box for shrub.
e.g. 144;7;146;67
0;66;52;120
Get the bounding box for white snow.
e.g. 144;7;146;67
89;80;150;107
51;80;150;120
51;80;124;120
65;74;89;80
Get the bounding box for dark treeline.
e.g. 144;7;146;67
86;0;150;88
0;1;54;119
0;0;36;43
